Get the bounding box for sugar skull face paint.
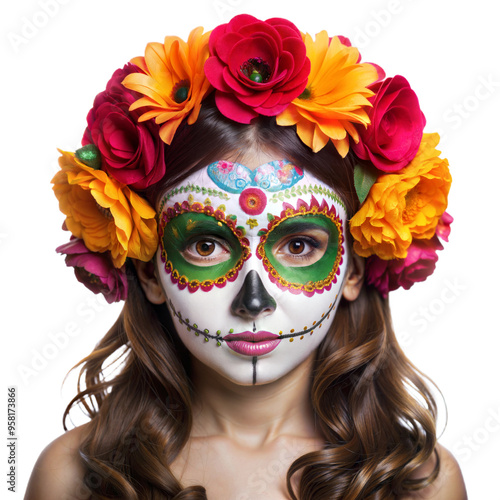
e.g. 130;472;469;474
156;160;348;385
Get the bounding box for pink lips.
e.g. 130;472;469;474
223;331;281;356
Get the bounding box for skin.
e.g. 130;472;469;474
24;150;468;500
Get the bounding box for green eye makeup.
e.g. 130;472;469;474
261;215;340;285
159;199;253;293
162;211;244;283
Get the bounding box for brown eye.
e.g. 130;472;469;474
196;240;215;256
288;240;305;255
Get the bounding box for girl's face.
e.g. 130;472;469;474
156;159;349;385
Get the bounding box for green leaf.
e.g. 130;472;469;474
354;163;379;204
75;144;101;169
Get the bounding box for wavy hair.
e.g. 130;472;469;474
64;95;439;499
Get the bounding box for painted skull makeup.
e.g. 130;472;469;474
156;160;349;385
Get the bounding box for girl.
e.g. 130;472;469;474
25;14;466;499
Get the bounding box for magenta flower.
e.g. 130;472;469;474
435;211;453;242
204;14;310;123
56;238;128;303
366;213;452;297
82;63;166;190
352;75;426;172
366;239;441;298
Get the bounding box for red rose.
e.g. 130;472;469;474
204;14;310;123
352;75;426;172
82;64;166;190
57;238;128;303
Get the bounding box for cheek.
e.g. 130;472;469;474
156;251;239;339
248;283;343;383
267;282;342;340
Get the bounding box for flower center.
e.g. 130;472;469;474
298;87;312;100
241;58;271;83
75;267;102;286
403;187;421;223
172;80;190;103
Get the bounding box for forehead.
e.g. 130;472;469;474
158;160;347;214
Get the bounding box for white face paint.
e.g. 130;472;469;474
156;160;349;385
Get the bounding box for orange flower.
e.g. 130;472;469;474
52;151;158;268
350;133;451;260
276;32;380;156
122;26;212;145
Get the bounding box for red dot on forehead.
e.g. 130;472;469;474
239;188;267;215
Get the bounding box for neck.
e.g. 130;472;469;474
189;354;320;448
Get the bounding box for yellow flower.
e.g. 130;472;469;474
52;151;158;268
276;32;380;156
350;133;451;260
122;26;212;145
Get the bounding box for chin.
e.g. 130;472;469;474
190;342;319;387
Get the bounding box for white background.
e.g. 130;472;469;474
2;0;499;498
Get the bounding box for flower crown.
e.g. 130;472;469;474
52;14;452;303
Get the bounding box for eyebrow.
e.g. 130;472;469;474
270;217;331;238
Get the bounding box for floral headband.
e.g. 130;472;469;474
52;14;452;303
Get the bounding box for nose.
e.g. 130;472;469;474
231;270;277;319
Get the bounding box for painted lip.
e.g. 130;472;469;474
223;331;281;356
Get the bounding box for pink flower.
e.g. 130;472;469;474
56;238;128;303
204;14;310;123
366;239;440;298
352;75;426;172
217;161;234;174
436;211;453;242
82;64;166;190
365;213;452;297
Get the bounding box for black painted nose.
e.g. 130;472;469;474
231;270;277;318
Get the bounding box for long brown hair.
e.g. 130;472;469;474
64;95;439;499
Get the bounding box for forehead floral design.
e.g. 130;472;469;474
52;13;452;302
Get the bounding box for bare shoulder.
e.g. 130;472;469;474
398;444;467;499
24;424;91;500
